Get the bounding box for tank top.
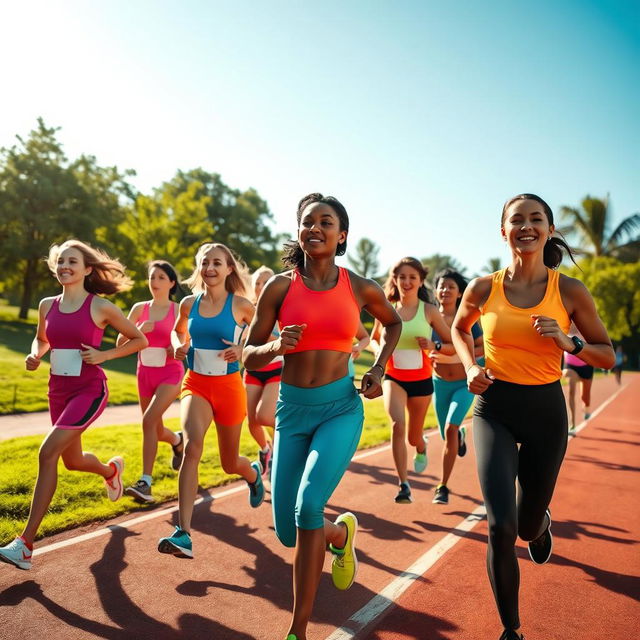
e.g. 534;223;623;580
386;300;433;382
277;268;360;354
481;268;570;385
45;294;106;381
187;293;245;375
564;352;587;367
137;302;183;370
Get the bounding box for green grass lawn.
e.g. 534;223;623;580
0;387;444;543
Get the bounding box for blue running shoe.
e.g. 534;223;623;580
158;526;193;558
248;461;265;508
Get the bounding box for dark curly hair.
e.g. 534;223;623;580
281;193;349;269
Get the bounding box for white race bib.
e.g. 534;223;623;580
392;349;423;370
140;347;167;368
193;348;228;376
50;349;83;376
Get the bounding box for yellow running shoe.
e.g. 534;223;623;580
329;512;358;590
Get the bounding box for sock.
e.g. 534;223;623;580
18;536;33;551
260;445;270;453
141;474;153;486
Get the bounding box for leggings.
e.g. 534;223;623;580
473;379;567;630
433;375;476;438
272;375;364;548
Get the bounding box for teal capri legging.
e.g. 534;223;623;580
271;375;364;548
433;375;476;439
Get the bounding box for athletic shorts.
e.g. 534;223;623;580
433;375;475;438
137;363;184;398
180;370;247;426
48;377;109;430
244;365;282;387
384;374;434;398
566;363;594;380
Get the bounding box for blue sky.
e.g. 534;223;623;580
2;0;638;276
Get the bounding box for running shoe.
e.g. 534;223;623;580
285;635;299;640
247;461;265;508
0;537;32;570
104;456;124;501
528;509;553;565
458;426;467;457
432;484;449;505
259;445;272;477
568;426;577;438
171;431;184;471
584;412;591;420
395;481;412;504
413;435;428;473
158;526;193;558
124;479;155;504
329;512;359;590
498;631;525;640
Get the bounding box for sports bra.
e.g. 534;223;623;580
277;268;360;354
481;268;570;385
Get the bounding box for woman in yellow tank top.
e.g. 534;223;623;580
452;194;614;640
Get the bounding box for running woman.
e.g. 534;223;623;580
243;193;401;640
452;194;614;640
430;268;484;505
244;266;280;476
118;261;185;504
0;239;147;570
371;257;451;504
612;344;624;384
562;324;593;437
157;243;263;559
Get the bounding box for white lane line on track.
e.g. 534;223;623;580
325;505;487;640
324;380;630;640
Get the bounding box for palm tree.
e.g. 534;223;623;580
481;257;502;274
347;237;380;279
559;195;640;262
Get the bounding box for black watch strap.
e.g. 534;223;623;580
570;335;584;355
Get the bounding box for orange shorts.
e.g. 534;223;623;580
180;370;247;426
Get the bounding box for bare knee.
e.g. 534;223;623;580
220;456;241;475
256;409;274;427
38;443;61;468
392;421;406;437
142;414;160;433
183;439;203;463
445;424;459;440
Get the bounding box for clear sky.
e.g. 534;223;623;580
2;0;638;276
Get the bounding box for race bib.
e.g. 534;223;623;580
140;347;167;368
50;349;83;376
392;349;423;370
193;348;228;376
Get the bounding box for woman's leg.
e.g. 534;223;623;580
563;369;578;428
383;380;409;483
177;395;212;533
441;422;460;486
441;382;476;486
406;394;430;452
246;383;270;450
256;381;279;428
140;383;182;477
580;377;593;418
215;420;256;483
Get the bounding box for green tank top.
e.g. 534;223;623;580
395;300;432;350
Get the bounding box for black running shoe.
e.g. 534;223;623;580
458;427;467;457
395;482;412;504
171;431;184;471
124;479;155;504
432;484;449;504
498;630;524;640
528;509;553;565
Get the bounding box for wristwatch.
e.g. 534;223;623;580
434;341;442;351
569;335;584;355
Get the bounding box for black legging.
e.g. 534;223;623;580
473;379;568;630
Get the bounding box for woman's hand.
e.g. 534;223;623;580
531;315;574;351
25;354;41;371
416;336;435;351
360;364;384;399
466;363;495;394
174;342;190;361
220;339;242;363
80;344;108;365
275;324;307;354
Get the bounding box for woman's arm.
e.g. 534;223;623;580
25;298;54;371
221;297;256;363
352;321;370;360
172;297;194;361
116;303;144;347
425;303;452;344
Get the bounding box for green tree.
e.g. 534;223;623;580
421;254;467;282
559;195;640;261
348;237;380;278
481;257;502;274
0;119;134;318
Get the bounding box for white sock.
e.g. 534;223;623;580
141;474;153;486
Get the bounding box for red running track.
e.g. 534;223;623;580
0;373;637;639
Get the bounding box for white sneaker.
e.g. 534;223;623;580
104;456;124;501
0;537;33;570
413;435;428;473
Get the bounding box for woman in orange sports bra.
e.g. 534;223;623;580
452;194;614;640
243;193;401;640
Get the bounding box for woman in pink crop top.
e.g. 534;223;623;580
116;261;185;504
562;324;594;435
244;193;402;640
0;240;147;571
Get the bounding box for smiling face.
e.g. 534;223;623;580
148;266;175;299
394;265;423;297
501;198;553;256
298;203;347;258
199;247;233;287
56;247;91;286
435;277;461;307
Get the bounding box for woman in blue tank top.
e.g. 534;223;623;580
157;243;262;560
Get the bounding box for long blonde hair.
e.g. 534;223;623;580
183;243;249;296
47;239;133;295
250;265;274;302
